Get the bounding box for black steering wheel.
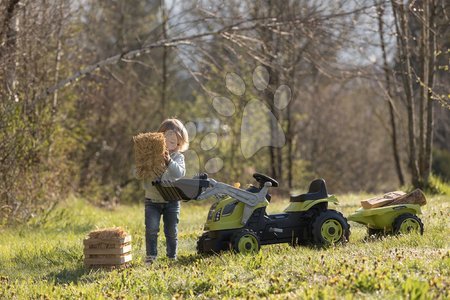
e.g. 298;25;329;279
253;172;279;188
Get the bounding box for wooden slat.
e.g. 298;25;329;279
83;235;131;246
84;253;132;265
84;244;132;255
85;263;130;270
84;241;131;250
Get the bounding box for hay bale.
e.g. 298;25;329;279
133;132;167;179
88;227;128;239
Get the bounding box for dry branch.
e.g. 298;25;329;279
30;4;375;106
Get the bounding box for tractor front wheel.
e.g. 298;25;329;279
393;213;424;235
232;229;260;254
197;233;211;255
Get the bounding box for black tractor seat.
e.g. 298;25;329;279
290;179;329;202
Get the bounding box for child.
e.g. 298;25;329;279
143;118;188;263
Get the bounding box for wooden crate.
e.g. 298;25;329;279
83;235;132;269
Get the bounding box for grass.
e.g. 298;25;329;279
0;193;449;299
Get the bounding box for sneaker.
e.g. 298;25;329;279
167;257;177;265
145;256;156;265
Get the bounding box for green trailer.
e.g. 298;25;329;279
348;204;424;236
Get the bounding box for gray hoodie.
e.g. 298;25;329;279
143;151;186;202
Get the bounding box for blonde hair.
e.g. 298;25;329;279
158;118;189;152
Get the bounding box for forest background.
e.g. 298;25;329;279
1;0;449;224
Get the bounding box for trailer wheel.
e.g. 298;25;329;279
311;210;350;247
393;213;424;235
232;229;260;254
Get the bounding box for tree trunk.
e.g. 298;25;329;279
0;0;20;55
286;92;293;189
418;0;429;180
160;0;168;117
1;0;20;101
423;0;437;186
376;0;405;186
392;1;420;187
52;2;64;118
266;66;278;180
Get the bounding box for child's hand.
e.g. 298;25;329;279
163;150;171;166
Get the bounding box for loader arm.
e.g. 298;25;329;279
197;179;272;224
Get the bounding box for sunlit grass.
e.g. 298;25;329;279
0;193;449;299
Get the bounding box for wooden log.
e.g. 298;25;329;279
389;189;427;206
361;191;406;209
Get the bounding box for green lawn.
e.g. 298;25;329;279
0;193;449;299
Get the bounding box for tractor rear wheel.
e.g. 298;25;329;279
311;210;350;247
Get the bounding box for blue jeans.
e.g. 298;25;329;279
144;200;180;258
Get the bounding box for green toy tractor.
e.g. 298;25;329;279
153;173;350;254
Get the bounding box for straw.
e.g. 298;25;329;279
87;227;128;239
133;132;167;179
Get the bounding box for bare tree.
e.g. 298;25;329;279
0;0;74;223
390;0;448;188
375;0;405;186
